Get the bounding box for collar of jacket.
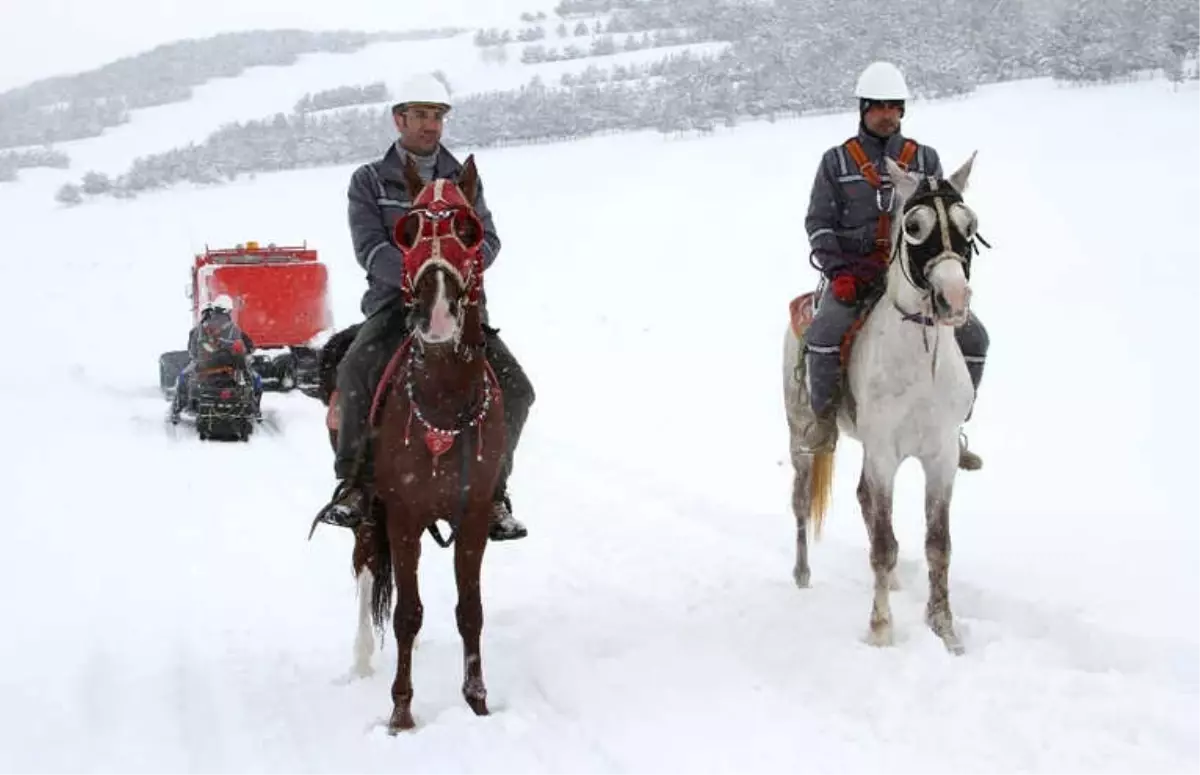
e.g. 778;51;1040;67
854;125;911;161
376;141;462;186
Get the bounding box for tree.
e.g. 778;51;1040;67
80;171;112;194
55;183;83;205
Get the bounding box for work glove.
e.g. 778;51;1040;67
831;273;858;304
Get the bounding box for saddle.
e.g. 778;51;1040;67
788;285;884;426
324;337;415;433
788;287;882;366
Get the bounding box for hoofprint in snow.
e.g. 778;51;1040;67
0;72;1195;772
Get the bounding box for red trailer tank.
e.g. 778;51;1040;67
159;240;333;398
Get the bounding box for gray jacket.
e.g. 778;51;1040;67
347;142;501;318
804;126;942;279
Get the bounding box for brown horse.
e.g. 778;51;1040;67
315;154;506;733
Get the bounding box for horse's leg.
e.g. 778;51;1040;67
349;526;375;677
455;508;491;716
857;469;900;592
791;464;812;589
859;453;899;647
784;327;813;588
387;530;423;733
788;419;813;588
352;567;375;677
923;455;964;654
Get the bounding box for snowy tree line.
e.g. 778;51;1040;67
553;0;641;16
520;28;705;63
0;147;69;182
476;2;714;62
294;83;390;114
480;0;1196;86
0;27;463;157
54;0;1197;203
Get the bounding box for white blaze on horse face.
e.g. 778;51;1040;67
424;271;458;343
928;259;971;325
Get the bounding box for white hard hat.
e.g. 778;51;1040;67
390;73;452;112
855;61;910;101
206;294;234;313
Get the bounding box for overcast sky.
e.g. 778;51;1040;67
0;0;550;91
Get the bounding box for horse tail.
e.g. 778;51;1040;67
367;500;394;635
316;323;363;406
809;450;835;539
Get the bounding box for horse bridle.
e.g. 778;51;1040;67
892;177;988;295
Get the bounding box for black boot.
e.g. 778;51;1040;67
169;378;186;424
488;492;527;541
488;443;528;542
483;328;534;542
313;389;373;531
798;348;842;453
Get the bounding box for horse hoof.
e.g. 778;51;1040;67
866;623;894;648
463;679;489;717
465;694;490;717
928;617;964;655
793;567;811;589
387;706;416;734
942;634;965;655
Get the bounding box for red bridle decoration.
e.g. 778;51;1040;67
394;178;485;306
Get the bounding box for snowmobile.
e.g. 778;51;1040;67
158;240;333;400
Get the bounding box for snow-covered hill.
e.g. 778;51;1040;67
7;10;727;180
0;33;1196;771
0;0;564;92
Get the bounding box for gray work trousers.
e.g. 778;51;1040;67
333;304;535;500
804;282;989;415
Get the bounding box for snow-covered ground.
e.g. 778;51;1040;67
0;56;1196;773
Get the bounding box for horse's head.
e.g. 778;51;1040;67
393;154;485;347
884;153;979;326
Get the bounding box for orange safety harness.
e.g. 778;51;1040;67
843;137;918;264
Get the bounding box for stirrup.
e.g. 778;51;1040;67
958;431;983;471
308;481;370;538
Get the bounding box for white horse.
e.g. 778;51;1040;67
783;152;981;653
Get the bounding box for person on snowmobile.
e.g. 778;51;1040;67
311;72;535;542
798;60;989;469
171;294;263;421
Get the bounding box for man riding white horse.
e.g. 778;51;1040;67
798;61;989;469
312;72;535;541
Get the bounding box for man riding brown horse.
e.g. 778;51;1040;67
312;72;535;541
797;60;989;470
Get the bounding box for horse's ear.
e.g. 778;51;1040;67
884;156;920;204
948;151;977;194
459;154;479;206
401;154;426;201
